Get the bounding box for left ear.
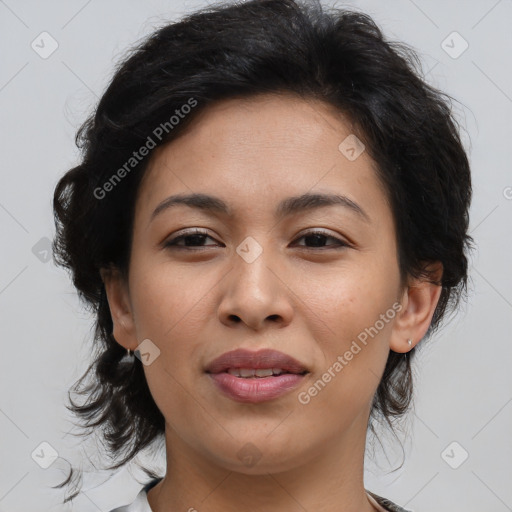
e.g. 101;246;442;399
389;262;443;353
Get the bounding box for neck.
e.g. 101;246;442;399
147;410;377;512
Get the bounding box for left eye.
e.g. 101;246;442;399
293;231;349;249
164;229;349;250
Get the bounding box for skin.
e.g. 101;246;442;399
101;93;442;512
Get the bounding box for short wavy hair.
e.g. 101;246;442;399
52;0;472;501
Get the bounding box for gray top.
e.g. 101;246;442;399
109;478;411;512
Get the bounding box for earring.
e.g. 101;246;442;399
407;338;413;347
119;347;134;365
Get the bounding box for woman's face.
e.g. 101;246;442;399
117;94;408;473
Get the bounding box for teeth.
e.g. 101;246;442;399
255;368;273;377
226;368;286;378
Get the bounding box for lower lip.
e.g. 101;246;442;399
208;372;306;403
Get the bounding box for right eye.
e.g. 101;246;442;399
164;229;222;249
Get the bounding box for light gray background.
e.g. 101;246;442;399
1;0;511;511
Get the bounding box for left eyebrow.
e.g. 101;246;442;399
149;191;370;224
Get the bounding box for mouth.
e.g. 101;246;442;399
222;367;308;378
205;348;309;375
205;348;309;403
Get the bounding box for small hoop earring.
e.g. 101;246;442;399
119;347;134;365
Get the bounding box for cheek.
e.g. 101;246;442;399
130;259;214;340
134;286;206;438
292;259;398;401
293;256;399;341
129;260;216;401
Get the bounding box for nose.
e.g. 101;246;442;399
217;245;294;331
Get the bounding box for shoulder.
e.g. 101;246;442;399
108;478;163;512
109;481;410;512
107;491;147;512
367;490;412;512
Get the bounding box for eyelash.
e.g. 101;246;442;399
164;228;350;251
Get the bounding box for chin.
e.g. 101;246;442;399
204;432;310;475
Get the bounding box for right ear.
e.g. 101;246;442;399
99;266;137;351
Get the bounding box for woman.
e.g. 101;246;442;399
52;0;472;510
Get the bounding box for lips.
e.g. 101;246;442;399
205;348;309;403
204;348;309;375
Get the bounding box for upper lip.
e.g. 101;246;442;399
205;348;309;375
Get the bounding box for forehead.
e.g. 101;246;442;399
135;93;388;225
